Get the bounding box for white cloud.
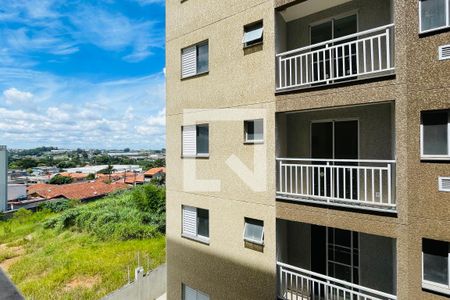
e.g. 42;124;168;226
0;1;163;65
3;87;33;104
0;68;166;149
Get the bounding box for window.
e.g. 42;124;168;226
182;205;209;243
181;41;209;78
420;0;450;33
422;238;450;295
242;21;263;48
327;228;359;284
182;124;209;158
244;119;264;143
243;218;264;245
421;110;450;159
182;284;210;300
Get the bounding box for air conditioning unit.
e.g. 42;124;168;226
438;44;450;61
438;177;450;192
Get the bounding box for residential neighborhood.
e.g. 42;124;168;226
1;145;166;212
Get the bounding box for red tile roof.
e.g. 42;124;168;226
123;174;145;184
144;167;166;177
27;181;129;200
59;172;89;180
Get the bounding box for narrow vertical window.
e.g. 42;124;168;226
181;41;209;78
182;205;209;243
182;124;209;158
244;119;264;143
243;218;264;245
242;21;263;48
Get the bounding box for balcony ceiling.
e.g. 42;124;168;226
280;0;352;22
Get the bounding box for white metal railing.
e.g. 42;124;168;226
276;24;395;91
278;262;397;300
276;158;396;212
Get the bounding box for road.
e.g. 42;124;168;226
0;269;23;300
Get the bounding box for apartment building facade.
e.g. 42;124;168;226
166;0;450;299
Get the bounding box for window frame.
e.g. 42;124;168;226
181;124;210;158
182;205;210;244
243;218;264;245
242;20;264;48
181;40;209;79
422;238;450;295
420;110;450;160
243;119;264;144
419;0;450;34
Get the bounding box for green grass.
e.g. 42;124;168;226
0;185;166;300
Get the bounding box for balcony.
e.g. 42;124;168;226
277;221;397;300
275;0;394;92
276;158;396;212
276;103;396;213
278;263;396;300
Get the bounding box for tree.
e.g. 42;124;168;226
50;175;73;185
86;173;95;180
57;161;76;169
123;148;130;153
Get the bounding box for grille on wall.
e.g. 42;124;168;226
439;177;450;192
439;45;450;60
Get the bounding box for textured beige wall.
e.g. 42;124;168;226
275;1;450;299
166;0;277;299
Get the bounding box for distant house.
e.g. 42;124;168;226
27;181;128;201
59;172;90;182
144;167;166;182
8;184;27;201
123;174;145;185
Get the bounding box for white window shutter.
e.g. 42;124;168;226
182;125;196;157
182;206;197;237
181;46;197;78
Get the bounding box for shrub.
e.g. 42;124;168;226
14;208;32;221
44;184;166;240
49;175;73;185
39;199;71;213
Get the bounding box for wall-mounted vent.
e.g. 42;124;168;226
438;177;450;192
439;45;450;60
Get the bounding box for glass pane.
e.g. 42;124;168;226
423;239;449;285
183;285;197;300
244;219;263;242
197;43;209;73
311;21;332;44
421;0;447;31
334;15;357;39
334;229;352;247
245;121;255;141
333;245;352;265
196;125;209;154
197;208;209;238
333;263;352;282
422;111;448;155
245;119;263;141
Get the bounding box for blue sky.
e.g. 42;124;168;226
0;0;166;150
